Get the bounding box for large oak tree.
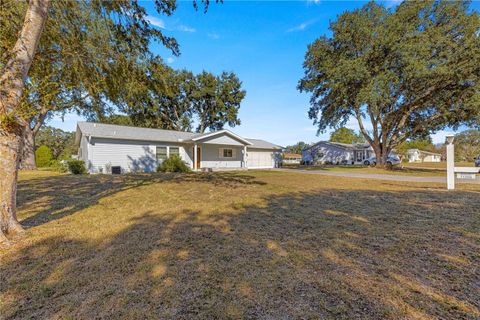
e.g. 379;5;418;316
0;0;213;243
298;0;480;165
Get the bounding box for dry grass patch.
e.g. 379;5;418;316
0;170;479;319
282;164;451;176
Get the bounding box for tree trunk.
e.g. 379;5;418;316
19;126;36;170
0;0;50;243
0;133;24;243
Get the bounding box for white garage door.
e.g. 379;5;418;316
248;150;274;169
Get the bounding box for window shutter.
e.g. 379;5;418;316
232;149;237;158
219;148;223;158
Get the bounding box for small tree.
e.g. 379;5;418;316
34;145;53;167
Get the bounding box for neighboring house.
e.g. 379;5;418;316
75;122;282;173
407;149;442;163
282;153;302;164
302;141;374;165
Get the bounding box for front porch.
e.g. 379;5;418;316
183;130;253;172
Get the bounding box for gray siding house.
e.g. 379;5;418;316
302;141;374;165
75;122;282;173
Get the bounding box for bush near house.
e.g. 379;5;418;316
157;155;191;173
34;145;53;167
67;160;87;175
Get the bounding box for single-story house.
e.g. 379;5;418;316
407;149;442;163
282;153;302;164
75;122;283;173
302;141;374;165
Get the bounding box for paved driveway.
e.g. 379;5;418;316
274;168;480;184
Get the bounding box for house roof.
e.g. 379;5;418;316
75;122;281;150
191;129;253;145
407;149;442;156
245;138;283;150
304;141;371;151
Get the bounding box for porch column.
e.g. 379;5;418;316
194;143;198;171
243;145;247;168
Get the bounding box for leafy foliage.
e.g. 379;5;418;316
68;160;87;175
192;71;246;133
157;155;191;173
330;127;364;144
35;145;53;167
298;0;480;164
454;130;480;161
35;126;75;160
284;142;310;154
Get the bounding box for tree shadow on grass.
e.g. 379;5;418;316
17;172;266;229
2;184;479;319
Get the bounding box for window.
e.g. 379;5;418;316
156;146;167;161
223;148;233;158
169;147;179;157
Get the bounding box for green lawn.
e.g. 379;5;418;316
1;170;479;319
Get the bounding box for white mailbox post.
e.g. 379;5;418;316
446;134;455;190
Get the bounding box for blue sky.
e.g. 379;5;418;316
49;0;479;146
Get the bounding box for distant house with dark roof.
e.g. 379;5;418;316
302;141;374;165
75;122;282;173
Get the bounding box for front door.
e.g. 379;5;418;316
355;151;364;163
193;146;201;169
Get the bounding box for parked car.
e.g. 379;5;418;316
364;155;401;166
475;156;480;167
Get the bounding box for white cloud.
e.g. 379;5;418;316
178;25;196;33
307;0;321;4
207;32;220;40
166;57;175;64
287;20;315;33
146;16;166;29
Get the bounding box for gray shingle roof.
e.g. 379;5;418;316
77;122;196;143
245;138;283;150
76;122;281;149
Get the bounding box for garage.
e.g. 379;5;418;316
247;149;276;169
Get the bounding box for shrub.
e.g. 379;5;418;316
157;155;191;173
68;160;87;175
35;145;53;167
49;160;68;173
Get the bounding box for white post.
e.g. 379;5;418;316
243;146;247;168
446;135;455;190
193;144;197;171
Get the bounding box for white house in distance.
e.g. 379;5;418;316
75;122;282;173
407;149;442;163
302;141;374;165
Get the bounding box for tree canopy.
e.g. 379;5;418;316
284;142;310;154
35;126;75;160
454;129;480;161
298;0;480;165
103;66;246;133
330;127;364;144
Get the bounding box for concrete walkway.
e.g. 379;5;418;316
274;168;480;184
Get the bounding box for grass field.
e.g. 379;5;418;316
1;170;479;319
282;164;448;176
403;161;475;170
